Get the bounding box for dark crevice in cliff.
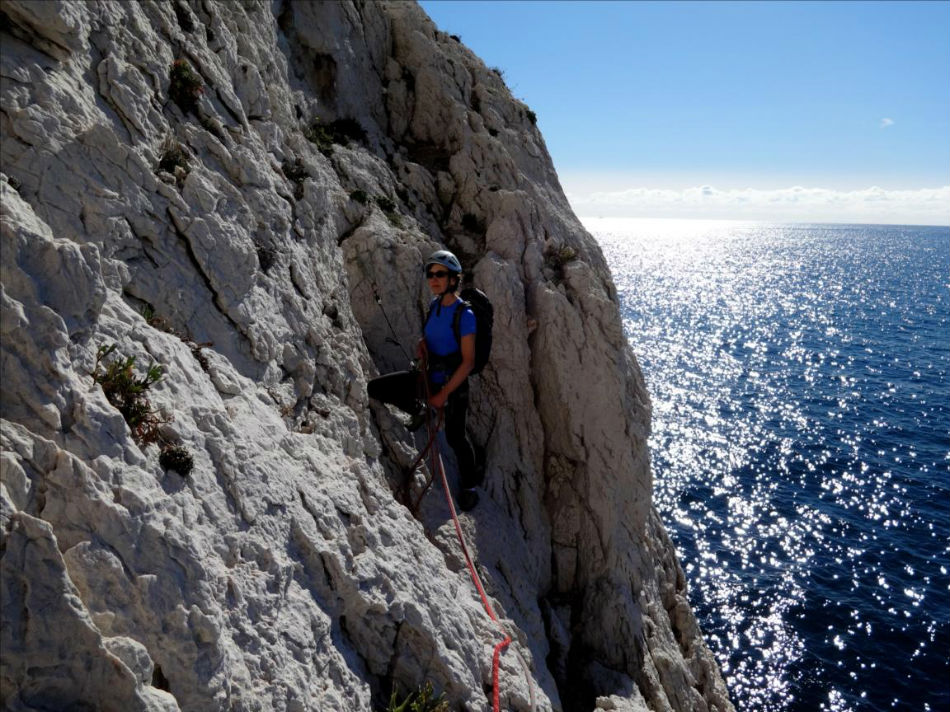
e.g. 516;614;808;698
541;589;601;712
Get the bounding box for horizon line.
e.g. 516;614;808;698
576;215;950;229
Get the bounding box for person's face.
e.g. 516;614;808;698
425;266;452;294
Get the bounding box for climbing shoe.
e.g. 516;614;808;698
458;488;479;512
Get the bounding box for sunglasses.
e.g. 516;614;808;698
426;270;451;279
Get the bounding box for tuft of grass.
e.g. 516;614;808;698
140;303;176;334
385;682;449;712
92;344;169;446
544;244;578;284
169;59;203;115
304;120;335;155
375;196;402;227
304;117;367;156
159;443;194;476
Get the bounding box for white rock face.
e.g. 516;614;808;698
0;2;734;711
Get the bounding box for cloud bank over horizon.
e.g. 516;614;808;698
564;183;950;226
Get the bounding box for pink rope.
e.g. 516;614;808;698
431;444;511;711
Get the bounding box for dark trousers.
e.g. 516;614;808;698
368;370;480;489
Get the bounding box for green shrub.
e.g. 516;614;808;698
158;137;190;185
385;682;448;712
375;196;402;227
159;443;194;476
545;244;578;284
304;117;366;156
526;109;537;125
92;344;169;445
350;189;368;204
169;59;203;115
304;120;335;155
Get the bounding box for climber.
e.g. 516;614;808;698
368;250;483;511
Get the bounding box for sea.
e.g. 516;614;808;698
584;218;949;712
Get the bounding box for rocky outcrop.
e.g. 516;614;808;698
0;1;734;711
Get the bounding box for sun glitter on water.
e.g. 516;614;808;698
584;217;950;712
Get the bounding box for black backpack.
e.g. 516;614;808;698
425;288;494;375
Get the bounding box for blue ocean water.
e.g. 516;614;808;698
587;218;949;712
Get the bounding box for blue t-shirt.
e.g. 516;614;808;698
424;298;475;383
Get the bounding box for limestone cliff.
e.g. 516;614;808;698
0;2;734;711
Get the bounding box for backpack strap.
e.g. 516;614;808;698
450;299;471;353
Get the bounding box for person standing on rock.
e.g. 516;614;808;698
368;250;482;511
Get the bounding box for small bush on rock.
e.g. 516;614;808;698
385;682;448;712
169;59;203;115
159;443;194;476
375;196;402;228
349;189;368;204
304;120;335;155
92;344;169;445
305;117;367;156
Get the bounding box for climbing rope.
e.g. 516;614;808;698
398;350;537;711
430;443;511;711
402;356;511;711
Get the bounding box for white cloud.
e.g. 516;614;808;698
880;117;895;128
564;183;950;225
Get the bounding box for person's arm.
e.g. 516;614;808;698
428;333;474;409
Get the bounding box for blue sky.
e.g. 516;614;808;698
418;1;950;225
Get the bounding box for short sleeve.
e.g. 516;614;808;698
459;306;476;337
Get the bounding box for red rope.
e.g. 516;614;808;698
416;349;512;710
430;436;511;710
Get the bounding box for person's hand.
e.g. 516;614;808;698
415;339;427;360
428;389;448;410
